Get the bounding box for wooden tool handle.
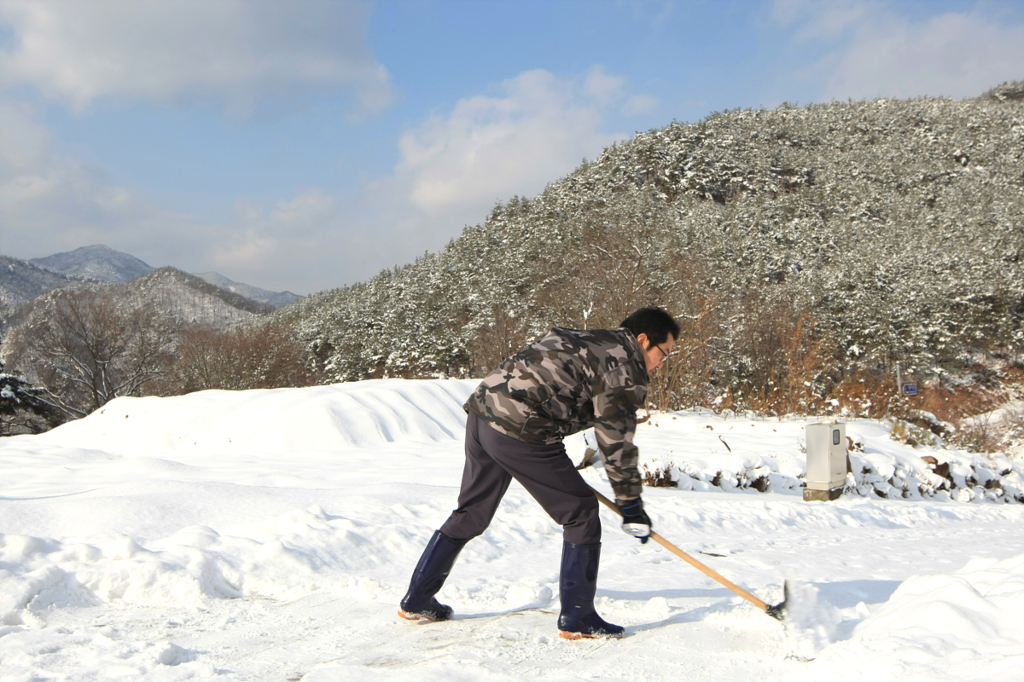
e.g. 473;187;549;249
592;488;770;612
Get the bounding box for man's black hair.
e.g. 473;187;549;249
620;307;681;346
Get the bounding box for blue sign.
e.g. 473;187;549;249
902;383;918;396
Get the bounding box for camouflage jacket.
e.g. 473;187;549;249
464;327;649;500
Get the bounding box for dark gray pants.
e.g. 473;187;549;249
440;412;601;545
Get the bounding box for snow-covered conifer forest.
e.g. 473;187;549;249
281;81;1024;425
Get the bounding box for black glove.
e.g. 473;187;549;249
616;497;651;544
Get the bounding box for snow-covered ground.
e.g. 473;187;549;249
2;379;1023;681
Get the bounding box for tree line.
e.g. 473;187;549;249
1;288;315;434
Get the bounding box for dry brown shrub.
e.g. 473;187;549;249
166;321;316;393
642;462;677;487
776;313;830;415
832;371;901;419
831;369;1011;453
648;295;720;410
739;301;831;415
917;385;1005;425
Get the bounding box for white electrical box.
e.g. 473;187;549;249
805;421;847;501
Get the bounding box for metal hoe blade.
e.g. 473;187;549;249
765;581;789;621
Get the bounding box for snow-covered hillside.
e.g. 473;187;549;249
2;379;1023;681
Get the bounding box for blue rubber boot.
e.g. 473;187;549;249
556;541;624;639
399;530;467;622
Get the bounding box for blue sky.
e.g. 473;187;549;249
0;0;1022;295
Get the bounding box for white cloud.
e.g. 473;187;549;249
0;96;340;292
824;11;1024;100
394;69;625;216
207;231;281;270
0;0;393;115
624;94;659;116
0;101;50;169
0;64;653;294
267;190;336;233
773;0;873;38
328;67;664;284
0;99;180;260
775;1;1024;101
0;0;390;290
584;66;627;105
204;190;338;273
0;173;55;207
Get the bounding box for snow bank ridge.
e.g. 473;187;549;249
32;379;478;454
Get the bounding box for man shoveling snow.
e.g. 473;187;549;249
399;307;680;639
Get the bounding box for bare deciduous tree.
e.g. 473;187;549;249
166;321;315;393
6;290;175;419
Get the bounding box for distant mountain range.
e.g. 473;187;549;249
30;245;152;283
1;245;300;310
0;256;95;309
192;271;301;309
1;266;276;338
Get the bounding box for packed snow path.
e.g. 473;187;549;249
2;379;1023;681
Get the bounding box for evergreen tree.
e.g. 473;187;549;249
0;360;53;435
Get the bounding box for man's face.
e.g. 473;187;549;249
638;333;675;373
